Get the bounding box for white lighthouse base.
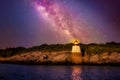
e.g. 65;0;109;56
71;45;82;64
72;45;81;53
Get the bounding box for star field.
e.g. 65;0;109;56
0;0;120;49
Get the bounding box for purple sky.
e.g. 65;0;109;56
0;0;120;49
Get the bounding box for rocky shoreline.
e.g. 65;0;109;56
0;51;120;65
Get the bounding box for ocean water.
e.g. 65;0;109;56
0;63;119;80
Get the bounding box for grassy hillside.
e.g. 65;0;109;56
0;42;120;57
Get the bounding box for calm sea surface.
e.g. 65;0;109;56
0;63;119;80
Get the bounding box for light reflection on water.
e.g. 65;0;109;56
0;63;119;80
71;66;82;80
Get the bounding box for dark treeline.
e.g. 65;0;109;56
0;42;120;57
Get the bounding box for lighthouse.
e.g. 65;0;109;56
72;40;81;53
71;40;82;64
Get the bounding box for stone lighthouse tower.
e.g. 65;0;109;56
71;40;82;64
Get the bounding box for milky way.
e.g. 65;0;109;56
33;0;87;42
0;0;120;48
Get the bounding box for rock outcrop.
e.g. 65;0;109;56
0;51;120;65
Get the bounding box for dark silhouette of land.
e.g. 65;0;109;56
0;42;120;65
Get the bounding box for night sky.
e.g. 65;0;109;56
0;0;120;49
